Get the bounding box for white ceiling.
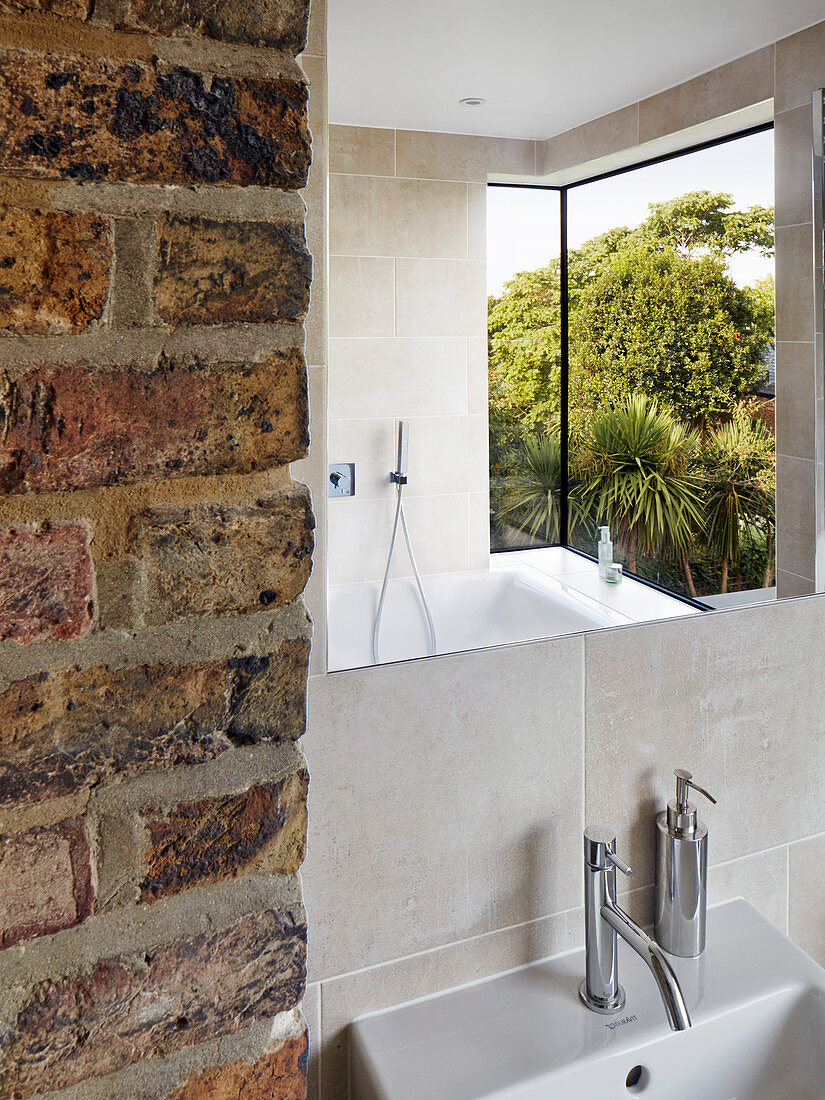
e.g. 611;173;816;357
328;0;825;140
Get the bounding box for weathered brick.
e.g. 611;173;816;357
0;524;94;644
137;488;314;623
165;1031;308;1100
0;207;111;335
0;818;94;949
140;770;308;902
125;0;310;52
154;215;312;326
0;50;310;188
0;352;308;494
2;907;307;1098
0;639;309;809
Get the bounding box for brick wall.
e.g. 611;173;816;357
0;0;315;1096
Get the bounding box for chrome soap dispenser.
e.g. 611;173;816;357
655;769;717;958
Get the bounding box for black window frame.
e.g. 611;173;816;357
487;120;774;609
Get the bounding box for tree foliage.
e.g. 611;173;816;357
571;241;772;422
487;190;776;431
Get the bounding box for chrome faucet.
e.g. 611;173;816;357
579;827;691;1031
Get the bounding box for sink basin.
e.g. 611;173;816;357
350;901;825;1099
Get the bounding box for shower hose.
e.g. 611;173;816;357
372;476;437;665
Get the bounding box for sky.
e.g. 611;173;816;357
486;128;775;296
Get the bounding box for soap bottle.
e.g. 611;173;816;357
598;526;613;579
654;769;717;957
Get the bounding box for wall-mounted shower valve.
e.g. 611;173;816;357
329;463;355;497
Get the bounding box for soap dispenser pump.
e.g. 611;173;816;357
655;769;717;958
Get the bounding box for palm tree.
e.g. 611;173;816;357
500;430;586;543
699;408;775;592
579;394;703;573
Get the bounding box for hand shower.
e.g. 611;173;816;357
395;420;409;480
373;421;437;664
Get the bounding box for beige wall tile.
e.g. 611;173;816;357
302;982;321;1100
584;598;825;888
326;492;470;584
327;124;396;177
395;130;535;182
329;123;395;176
774;105;816;230
708;847;789;933
396;258;487;337
328;416;485;502
776;454;816;581
330;175;468;258
304;635;585;981
328;336;469;420
789;833;825;965
292;365;327;677
468;183;486;260
318;907;581;1098
304;0;325;58
775;223;815;343
775;19;825;114
327;417;395;500
541;104;638;175
328;257;395;338
469;490;491;569
467;337;489;415
401;415;489;497
776;341;816;461
303;53;328;369
621;847;788;937
777;570;816;598
638;47;774;143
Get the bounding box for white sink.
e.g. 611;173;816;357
350;901;825;1099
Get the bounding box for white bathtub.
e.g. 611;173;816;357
327;561;633;671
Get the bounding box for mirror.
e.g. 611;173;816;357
324;14;822;672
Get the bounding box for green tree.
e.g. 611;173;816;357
499;430;587;543
488;191;775;433
578;394;703;573
488;265;562;430
571;241;773;423
699;407;776;592
639;191;774;260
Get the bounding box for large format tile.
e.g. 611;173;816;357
302;982;321;1100
304;634;585;981
774;105;816;231
775;222;815;343
775;20;825;114
395;130;535;183
330;175;469;258
318;907;581;1098
584;597;825;887
326;492;470;583
775;341;816;462
327;415;486;500
395;258;487;337
776;569;816;598
303;52;328;370
329;124;395;176
541;105;638;176
328;337;468;420
638;46;774;143
789;833;825;966
328;257;395;338
617;846;788;932
776;454;816;581
292;365;327;677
